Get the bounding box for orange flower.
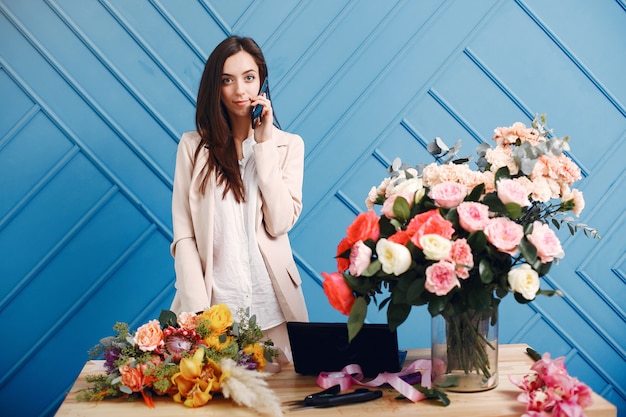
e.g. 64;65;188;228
119;361;147;392
335;237;352;273
346;210;380;244
406;209;454;249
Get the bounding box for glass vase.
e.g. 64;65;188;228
431;308;498;392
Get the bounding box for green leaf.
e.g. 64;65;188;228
518;238;538;264
427;296;449;316
466;183;485;202
467;231;487;253
158;310;178;328
347;297;368;342
504;202;523;219
482;192;506;214
387;302;411;332
494;166;511;183
405;278;426;305
360;259;382;277
393;196;411;221
535;260;552;276
379;216;396;238
478;259;494;284
468;287;491;311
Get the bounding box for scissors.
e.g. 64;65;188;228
285;385;383;411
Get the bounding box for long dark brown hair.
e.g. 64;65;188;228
194;36;269;202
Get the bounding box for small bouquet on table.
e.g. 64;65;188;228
78;304;283;416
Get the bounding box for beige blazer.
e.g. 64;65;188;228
169;129;309;323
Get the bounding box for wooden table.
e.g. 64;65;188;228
55;344;616;417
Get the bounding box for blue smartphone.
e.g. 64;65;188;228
251;78;268;129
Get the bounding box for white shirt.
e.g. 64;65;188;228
211;136;285;330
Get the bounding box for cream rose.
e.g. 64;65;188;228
419;234;452;261
376;238;412;276
507;264;540;300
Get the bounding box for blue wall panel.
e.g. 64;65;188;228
0;1;624;416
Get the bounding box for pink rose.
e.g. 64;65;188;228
484;217;524;255
497;178;531;207
526;221;564;263
425;260;460;296
322;272;355;316
134;320;164;352
448;238;474;279
349;240;372;276
457;202;490;232
429;181;467;209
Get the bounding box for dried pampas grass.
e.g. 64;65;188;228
219;358;283;417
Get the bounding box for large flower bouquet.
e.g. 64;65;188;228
322;115;598;387
78;304;282;416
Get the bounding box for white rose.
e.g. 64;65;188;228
507;264;540;300
419;234;452;261
376;238;412;276
389;177;423;198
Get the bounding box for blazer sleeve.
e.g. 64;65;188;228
170;133;211;313
253;132;304;237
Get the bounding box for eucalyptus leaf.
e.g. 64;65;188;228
435;137;449;152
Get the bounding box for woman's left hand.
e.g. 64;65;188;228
251;93;273;143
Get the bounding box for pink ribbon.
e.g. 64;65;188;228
316;359;432;403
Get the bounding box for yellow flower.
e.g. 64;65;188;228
171;348;222;408
199;304;233;334
243;343;267;371
204;334;234;352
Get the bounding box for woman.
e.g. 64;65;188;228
170;36;309;362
